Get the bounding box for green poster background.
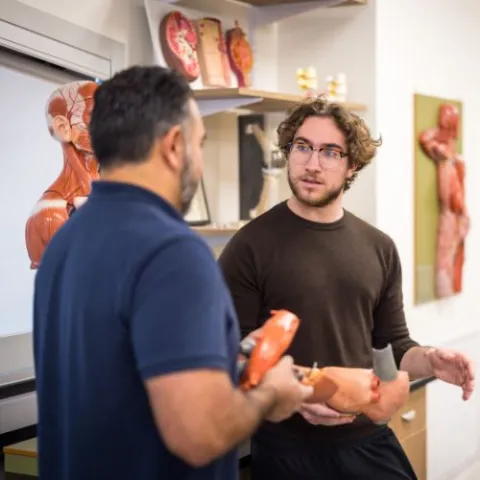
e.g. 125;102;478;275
413;94;463;304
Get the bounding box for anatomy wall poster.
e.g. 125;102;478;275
414;94;468;304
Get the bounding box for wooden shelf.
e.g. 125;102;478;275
193;88;367;116
235;0;365;6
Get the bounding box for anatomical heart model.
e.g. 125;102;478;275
159;10;200;82
226;20;253;87
25;81;99;269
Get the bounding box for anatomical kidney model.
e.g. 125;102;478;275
195;17;231;87
25;81;100;269
159;10;200;82
226;20;254;87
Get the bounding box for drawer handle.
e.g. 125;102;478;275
401;410;416;422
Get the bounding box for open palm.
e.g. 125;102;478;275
427;348;475;400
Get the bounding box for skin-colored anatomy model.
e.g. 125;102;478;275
239;310;410;424
25;81;99;269
419;104;469;297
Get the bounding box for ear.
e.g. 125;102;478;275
160;125;185;172
51;116;73;142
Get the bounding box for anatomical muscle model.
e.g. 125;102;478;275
25;81;99;269
239;310;410;424
419;104;469;298
226;21;253;88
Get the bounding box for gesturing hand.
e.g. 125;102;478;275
427;348;475;400
299;402;356;427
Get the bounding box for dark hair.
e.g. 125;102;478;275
89;65;193;170
277;96;382;191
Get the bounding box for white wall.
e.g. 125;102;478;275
7;0;480;477
375;0;480;477
276;3;377;223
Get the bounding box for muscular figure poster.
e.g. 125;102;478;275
414;94;469;304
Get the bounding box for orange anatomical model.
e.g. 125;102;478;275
226;21;253;87
25;81;99;269
239;309;300;390
297;365;380;411
419;104;469;297
239;312;410;424
297;344;410;424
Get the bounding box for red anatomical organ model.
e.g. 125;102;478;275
419;103;469;298
25;81;99;269
226;20;253;88
195;18;231;87
160;11;200;82
239;309;300;390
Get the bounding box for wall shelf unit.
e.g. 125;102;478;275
236;0;365;6
194;87;367;116
193;225;243;236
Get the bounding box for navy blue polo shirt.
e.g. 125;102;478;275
33;181;240;480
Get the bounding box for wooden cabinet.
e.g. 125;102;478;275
388;387;427;480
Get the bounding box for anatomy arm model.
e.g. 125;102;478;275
238;311;410;424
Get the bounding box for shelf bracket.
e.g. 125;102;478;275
251;0;345;27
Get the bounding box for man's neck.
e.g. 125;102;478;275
100;166;181;211
287;196;344;223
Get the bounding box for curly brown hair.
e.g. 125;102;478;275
277;95;382;191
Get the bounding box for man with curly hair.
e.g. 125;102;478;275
219;97;474;479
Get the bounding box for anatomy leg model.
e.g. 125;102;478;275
238;311;410;424
362;344;410;424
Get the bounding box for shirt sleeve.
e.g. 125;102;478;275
372;240;419;367
130;236;230;380
218;233;262;338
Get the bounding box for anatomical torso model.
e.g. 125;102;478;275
419;104;469;298
25;81;99;269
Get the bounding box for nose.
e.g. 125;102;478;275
305;161;322;173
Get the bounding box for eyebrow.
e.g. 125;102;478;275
293;136;344;151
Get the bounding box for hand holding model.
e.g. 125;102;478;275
298;344;410;426
239;311;411;427
260;355;313;423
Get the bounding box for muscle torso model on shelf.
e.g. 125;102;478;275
25;81;99;269
419;104;469;297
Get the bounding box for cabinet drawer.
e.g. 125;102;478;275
389;387;426;441
401;429;427;480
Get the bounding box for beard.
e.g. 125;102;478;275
179;149;200;214
288;168;345;208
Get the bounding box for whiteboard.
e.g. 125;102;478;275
0;50;89;336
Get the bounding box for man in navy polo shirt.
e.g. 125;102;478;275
33;66;312;480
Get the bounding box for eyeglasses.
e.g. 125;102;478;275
287;141;348;170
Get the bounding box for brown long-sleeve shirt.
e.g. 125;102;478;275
218;201;419;443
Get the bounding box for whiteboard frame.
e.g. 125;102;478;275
0;0;126;80
0;1;124;432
